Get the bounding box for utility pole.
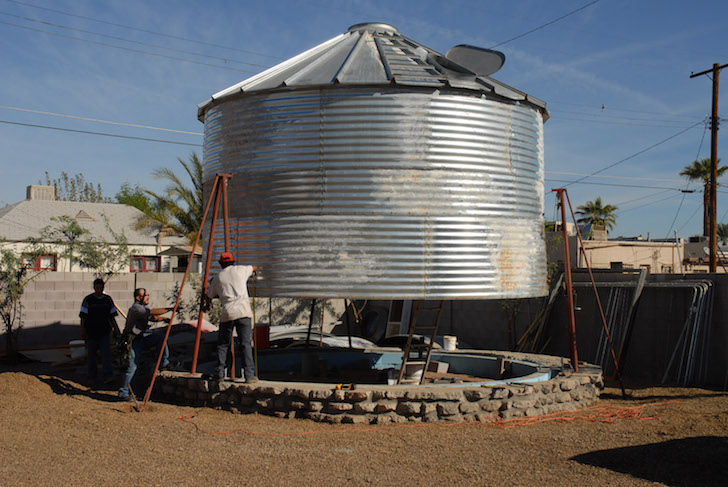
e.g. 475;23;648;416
691;63;727;272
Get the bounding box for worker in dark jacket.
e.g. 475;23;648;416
79;278;118;383
118;288;171;401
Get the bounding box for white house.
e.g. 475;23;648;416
0;185;200;273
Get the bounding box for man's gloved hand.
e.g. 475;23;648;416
201;295;212;312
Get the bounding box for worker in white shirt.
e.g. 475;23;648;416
204;252;259;383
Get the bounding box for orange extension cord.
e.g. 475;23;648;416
178;400;684;438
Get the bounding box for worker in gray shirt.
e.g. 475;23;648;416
118;288;172;401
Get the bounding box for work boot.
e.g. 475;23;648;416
245;377;259;384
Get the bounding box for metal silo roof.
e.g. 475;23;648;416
198;22;548;121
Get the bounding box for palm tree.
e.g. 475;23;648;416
718;223;728;246
679;157;726;237
127;153;204;244
576;197;618;233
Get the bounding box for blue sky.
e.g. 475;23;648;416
1;0;725;239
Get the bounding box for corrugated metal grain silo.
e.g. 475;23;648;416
197;23;549;299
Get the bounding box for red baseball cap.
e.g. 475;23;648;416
219;252;235;263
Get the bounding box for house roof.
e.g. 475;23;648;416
157;245;202;256
0;199;188;247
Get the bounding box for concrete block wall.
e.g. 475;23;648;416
18;272;190;326
7;272;346;349
7;272;197;349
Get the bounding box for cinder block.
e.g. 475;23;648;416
20;301;40;313
104;280;128;292
33;281;55;291
59;300;78;311
44;291;64;301
55;281;78;291
138;273;160;283
60;291;82;302
23;309;46;324
49;310;76;323
144;282;168;292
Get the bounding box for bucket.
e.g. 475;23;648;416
254;324;270;350
404;362;424;382
69;340;86;359
443;336;458;351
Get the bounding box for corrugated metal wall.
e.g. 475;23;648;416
202;87;547;299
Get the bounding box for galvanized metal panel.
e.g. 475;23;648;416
202;87;547;299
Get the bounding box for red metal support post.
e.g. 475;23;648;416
221;173;232;253
219;173;235;379
191;177;223;374
139;173;229;410
553;189;579;372
563;190;627;397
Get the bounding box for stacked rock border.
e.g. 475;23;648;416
156;354;603;424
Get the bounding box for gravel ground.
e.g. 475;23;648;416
1;364;727;487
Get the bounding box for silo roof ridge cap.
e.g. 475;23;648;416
347;22;398;34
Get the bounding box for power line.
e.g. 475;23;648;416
0;20;255;73
489;0;600;48
0;106;202;136
562;119;707;187
545;178;695;192
548;116;702;129
665;121;710;237
0;11;271;69
4;0;282;60
677;204;701;233
616;193;683;214
550;108;701;124
614;189;675;207
0;120;202;146
549;99;708;119
548;171;687;184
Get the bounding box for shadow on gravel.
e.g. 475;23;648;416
599;390;728;401
572;436;728;487
36;375;122;403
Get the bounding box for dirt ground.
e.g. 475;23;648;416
1;363;727;487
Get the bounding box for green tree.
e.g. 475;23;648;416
679;158;726;237
43;216;89;272
718;223;728;246
41;171;108;202
576;197;618;233
0;239;50;362
42;215;131;275
133;152;204;243
115;182;154;214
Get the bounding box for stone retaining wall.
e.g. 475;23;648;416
156;369;603;424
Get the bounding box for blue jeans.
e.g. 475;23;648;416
86;333;113;379
119;331;169;398
216;318;254;380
